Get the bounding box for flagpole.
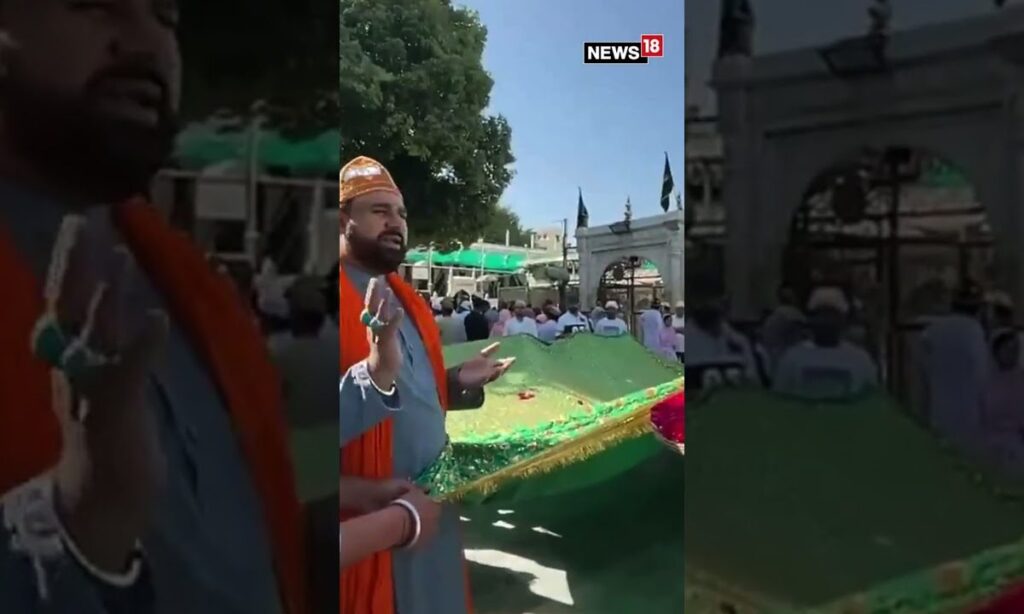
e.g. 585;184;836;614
661;152;674;213
560;216;569;308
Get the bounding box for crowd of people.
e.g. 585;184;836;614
687;273;1024;478
425;292;686;362
200;256;345;440
686;277;879;400
914;285;1024;478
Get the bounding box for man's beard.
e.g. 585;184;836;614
343;225;407;274
1;63;178;203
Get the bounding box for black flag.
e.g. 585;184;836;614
660;153;675;212
576;187;589;228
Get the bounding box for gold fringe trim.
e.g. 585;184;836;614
442;402;658;502
685;568;790;614
653;429;686;456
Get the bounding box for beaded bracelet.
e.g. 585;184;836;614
360;309;387;333
28;215;122;422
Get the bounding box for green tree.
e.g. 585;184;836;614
481;204;532;247
340;0;515;243
178;0;337;136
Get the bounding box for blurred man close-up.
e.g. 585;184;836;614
0;1;307;613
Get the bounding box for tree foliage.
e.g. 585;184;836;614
340;0;515;243
481;205;532;247
178;0;337;137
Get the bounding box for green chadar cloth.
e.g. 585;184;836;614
685;388;1024;613
416;334;684;504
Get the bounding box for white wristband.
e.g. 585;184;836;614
2;475;142;600
351;360;398;400
56;520;143;588
51;481;143;587
390;498;421;549
368;372;397;397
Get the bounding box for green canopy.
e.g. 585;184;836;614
174;123;340;175
921;159;971;188
405;249;526;273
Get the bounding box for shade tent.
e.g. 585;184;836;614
405;249;526;274
174;123;340;175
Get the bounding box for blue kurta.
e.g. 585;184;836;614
0;185;281;614
340;263;470;614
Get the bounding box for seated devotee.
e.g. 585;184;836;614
504;300;539;338
537;307;561;343
557;303;591;335
593;301;629;337
686;274;759;394
773;286;879;401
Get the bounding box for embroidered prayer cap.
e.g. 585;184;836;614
339;156;400;204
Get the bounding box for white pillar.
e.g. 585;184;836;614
714;55;759;320
576;229;597;308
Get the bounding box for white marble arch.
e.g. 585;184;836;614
576;210;684;309
713;7;1024;318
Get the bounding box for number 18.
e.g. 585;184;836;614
641;34;664;58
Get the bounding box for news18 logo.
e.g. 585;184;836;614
584;34;663;64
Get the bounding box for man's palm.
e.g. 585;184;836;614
364;277;404;389
457;342;515;389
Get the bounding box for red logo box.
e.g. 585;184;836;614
640;34;663;58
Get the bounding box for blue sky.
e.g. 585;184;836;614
688;0;1004;114
457;0;685;232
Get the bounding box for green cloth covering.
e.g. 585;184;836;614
685;387;1024;612
809;538;1024;614
404;249;526;273
465;449;685;613
417;335;683;503
174;124;340;174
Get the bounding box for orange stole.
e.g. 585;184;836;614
339;267;472;614
0;201;306;614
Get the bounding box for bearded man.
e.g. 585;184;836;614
339;156;514;614
0;2;307;613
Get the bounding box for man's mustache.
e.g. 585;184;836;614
86;61;170;106
377;232;406;246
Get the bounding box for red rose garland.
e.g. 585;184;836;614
973;582;1024;613
651;391;684;453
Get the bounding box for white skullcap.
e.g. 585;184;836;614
987;291;1014;310
257;276;291;318
605;300;619;310
806;287;849;314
